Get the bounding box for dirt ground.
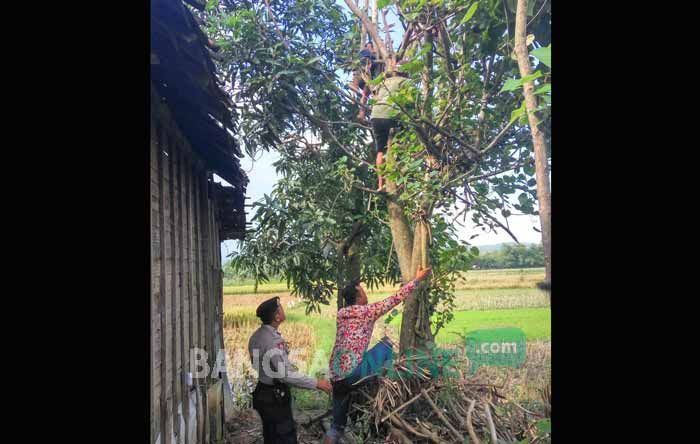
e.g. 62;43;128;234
224;407;330;444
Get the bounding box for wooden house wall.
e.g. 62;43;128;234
151;87;228;444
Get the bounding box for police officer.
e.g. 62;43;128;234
249;297;332;443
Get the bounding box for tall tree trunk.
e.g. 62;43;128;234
398;31;436;354
336;217;365;310
399;210;434;354
384;136;414;282
336;239;362;310
514;0;551;283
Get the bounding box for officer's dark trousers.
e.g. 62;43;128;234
252;382;298;444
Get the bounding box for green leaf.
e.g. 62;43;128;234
377;0;393;9
401;58;424;74
501;71;543;92
509;100;526;124
460;2;480;25
531;45;551;68
305;56;322;65
534;84;551;95
536;419;551;434
367;72;386;86
522;70;543;83
518;193;529;206
501;78;522;92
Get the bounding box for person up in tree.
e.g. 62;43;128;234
369;60;410;191
353;41;379;121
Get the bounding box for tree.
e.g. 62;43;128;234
202;0;550;354
339;0;550;353
473;243;544;269
512;0;551;284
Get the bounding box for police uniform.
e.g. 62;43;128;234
248;297;318;444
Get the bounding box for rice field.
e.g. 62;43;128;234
223;267;545;295
221;268;550;408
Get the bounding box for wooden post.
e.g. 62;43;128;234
160;125;173;444
199;171;211;443
169;131;181;442
184;154;194;444
176;147;190;443
151;111;163;444
192;165;205;443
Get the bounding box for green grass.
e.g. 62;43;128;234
285;312;336;370
390;307;551;344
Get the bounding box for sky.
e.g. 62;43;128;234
218;1;544;263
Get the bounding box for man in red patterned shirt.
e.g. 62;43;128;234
322;266;432;444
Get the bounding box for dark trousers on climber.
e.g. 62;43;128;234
325;338;393;441
252;382;298;444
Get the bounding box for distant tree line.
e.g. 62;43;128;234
473;244;545;269
222;260;281;283
223;260;251;282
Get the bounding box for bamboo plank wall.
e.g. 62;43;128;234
151;87;228;444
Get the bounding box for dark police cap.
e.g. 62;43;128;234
256;297;281;320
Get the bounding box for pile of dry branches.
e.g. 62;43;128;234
306;355;551;444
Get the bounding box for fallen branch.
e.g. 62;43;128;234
381;386;434;423
484;402;498;444
421;389;463;442
389;424;413;444
390;415;439;444
466;399;481;444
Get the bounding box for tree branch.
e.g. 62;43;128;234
285;104;374;168
484;402;499;444
263;0;290;50
420;118;480;156
480;118;516;155
395;21;415;60
467;157;533;182
353;183;394;198
482;210;520;243
437;21;458;85
342;0;390;62
466;399;482;444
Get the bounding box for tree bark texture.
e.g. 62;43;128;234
514;0;551;283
